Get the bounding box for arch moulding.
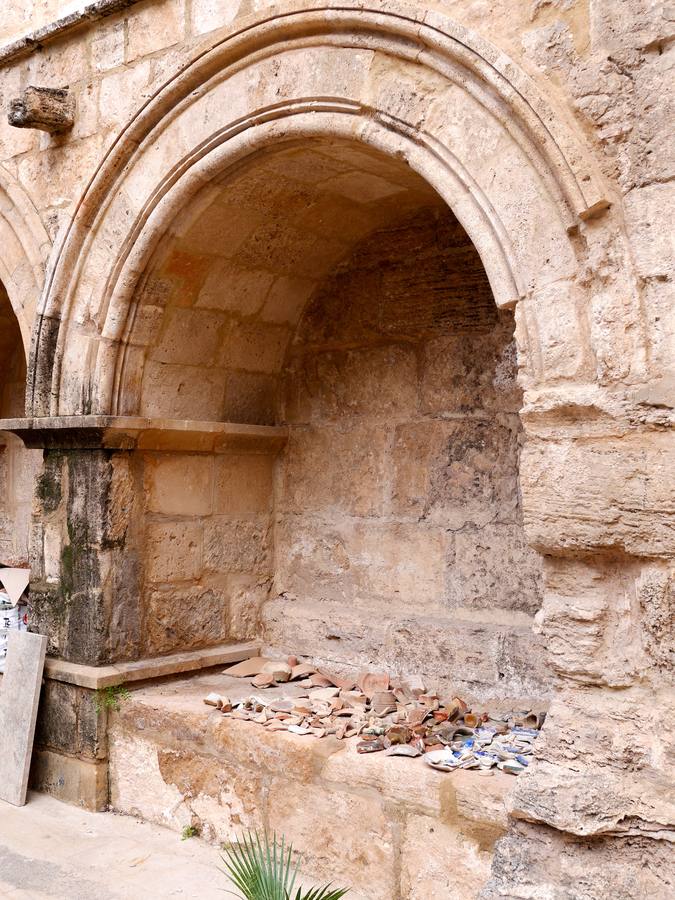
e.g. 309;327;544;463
28;0;610;417
0;164;50;356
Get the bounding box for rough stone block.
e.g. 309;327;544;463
280;424;388;517
391;420;520;528
213;454;274;515
145;583;228;654
420;322;520;416
521;432;675;557
203;518;271;575
448;524;543;614
8;86;75;133
125;0;184;61
149;307;226;368
284;344;418;424
401;814;493;900
30;748;108;812
145;520;202;583
144;454;213;516
140;361;226;420
34;680;104;760
274;518;448;608
266;778;396;900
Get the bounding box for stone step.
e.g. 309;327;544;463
108;670;518;900
261;595;551;705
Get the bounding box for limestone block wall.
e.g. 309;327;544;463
29;444;276;663
267;208;548;702
0;0;672;893
141;449;274;653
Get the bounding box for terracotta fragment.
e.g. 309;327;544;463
358;671;390;697
291;663;317;680
223;656;270;678
261;660;293;682
308;687;340;701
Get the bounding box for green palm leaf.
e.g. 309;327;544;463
221;831;348;900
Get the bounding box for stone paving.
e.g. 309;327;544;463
0;792;232;899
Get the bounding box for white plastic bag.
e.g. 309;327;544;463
0;591;29;674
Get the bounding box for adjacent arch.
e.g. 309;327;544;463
27;0;608;417
0;164;50;353
0;167;49;564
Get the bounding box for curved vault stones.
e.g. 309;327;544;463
27;0;613;419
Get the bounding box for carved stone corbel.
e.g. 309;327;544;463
7;85;74;133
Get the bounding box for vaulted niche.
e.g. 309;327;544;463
127;139;548;702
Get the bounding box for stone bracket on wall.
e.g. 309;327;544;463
8;86;75;134
0;416;288;452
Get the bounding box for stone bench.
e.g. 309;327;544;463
108;670;517;900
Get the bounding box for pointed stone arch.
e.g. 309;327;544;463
27;0;611;417
0;163;50;355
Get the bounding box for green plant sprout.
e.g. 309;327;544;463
94;684;131;714
221;831;349;900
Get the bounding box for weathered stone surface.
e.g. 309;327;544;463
203;518;271;574
144;454;213;516
145;583;228;654
34;679;104;760
0;0;672;892
508;686;675;842
401;814;493;900
8;86;74;133
145;520;202;583
267;777;396;900
109;730;264;841
521;431;675;558
262;595;550;704
29;748;108;812
481;822;675;900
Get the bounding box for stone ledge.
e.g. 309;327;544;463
0;0;143;65
43;641;260;689
0;416;288;452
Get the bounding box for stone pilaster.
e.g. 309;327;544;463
480;397;675;896
1;415;284;809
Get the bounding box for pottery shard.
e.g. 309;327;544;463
401;675;426;697
317;669;356;691
407;707;429;727
308;687;340;701
309;674;334;688
341;691;367;707
261;660;293;682
358;671;390;697
371;691;398;716
291;663;317;680
224;657;270;677
252;673;276;688
204;693;233;711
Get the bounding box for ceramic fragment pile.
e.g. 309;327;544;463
204;656;545;776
